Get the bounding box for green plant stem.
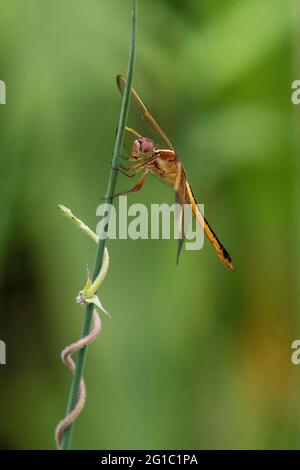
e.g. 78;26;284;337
61;0;137;450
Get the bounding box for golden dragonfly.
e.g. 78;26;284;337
115;75;233;270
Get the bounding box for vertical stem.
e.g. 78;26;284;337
61;0;137;450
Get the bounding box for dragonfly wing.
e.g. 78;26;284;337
174;162;187;264
117;75;174;150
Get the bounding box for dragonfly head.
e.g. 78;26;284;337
132;137;155;160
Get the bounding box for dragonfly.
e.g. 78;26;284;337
115;75;233;270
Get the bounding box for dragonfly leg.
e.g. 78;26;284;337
120;154;157;174
101;170;149;200
111;160;142;172
100;169;148;200
121;154;138;162
119;165;145;178
120;161;146;171
110;170;149;198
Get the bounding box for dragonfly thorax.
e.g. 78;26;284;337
132;137;155;159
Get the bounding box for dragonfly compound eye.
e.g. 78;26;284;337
139;137;155;155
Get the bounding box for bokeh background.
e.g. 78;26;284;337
0;0;299;450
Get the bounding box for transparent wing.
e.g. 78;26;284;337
117;75;174;150
175;162;187;264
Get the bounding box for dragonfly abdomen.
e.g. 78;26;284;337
185;181;234;270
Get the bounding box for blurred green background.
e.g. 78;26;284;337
0;0;299;450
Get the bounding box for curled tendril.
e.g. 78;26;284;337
55;309;101;449
55;205;110;449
